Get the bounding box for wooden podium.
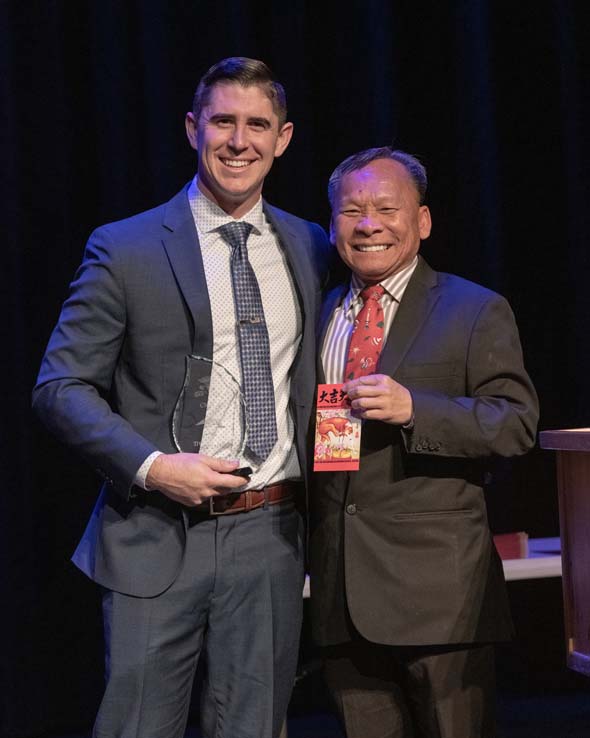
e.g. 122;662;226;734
540;428;590;676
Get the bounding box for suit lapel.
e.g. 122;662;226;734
264;202;322;409
317;283;348;382
160;195;313;361
263;203;310;315
161;185;214;357
378;256;440;377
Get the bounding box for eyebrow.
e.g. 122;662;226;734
247;116;272;128
339;196;400;208
208;113;272;128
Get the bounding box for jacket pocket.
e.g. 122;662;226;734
391;508;473;521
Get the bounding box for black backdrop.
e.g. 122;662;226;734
2;1;590;736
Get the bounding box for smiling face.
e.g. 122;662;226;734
185;82;293;218
330;158;432;284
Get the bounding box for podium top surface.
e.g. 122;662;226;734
539;428;590;451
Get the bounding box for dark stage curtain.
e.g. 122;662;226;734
2;1;589;736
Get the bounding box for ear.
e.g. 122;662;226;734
185;112;198;151
418;206;432;240
274;121;294;157
329;215;336;245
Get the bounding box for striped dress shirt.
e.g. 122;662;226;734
321;257;418;384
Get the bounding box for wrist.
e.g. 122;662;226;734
145;453;167;490
402;412;415;430
400;388;414;426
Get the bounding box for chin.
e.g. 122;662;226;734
222;185;249;197
361;275;385;284
352;262;391;281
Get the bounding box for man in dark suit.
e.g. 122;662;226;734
309;147;538;737
33;57;331;738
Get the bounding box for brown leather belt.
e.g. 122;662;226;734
195;480;297;516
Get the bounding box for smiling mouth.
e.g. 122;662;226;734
220;158;253;169
353;244;391;252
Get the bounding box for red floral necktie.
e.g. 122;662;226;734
344;284;386;381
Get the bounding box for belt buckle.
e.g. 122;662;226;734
208;496;227;516
208;491;248;516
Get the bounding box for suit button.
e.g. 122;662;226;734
346;503;357;515
416;444;423;452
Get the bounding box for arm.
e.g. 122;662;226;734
32;227;156;497
32;227;247;502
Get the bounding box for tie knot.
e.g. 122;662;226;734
218;221;254;251
359;284;385;304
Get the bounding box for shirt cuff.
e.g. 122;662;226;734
134;451;163;490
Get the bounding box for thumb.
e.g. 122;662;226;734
202;456;240;473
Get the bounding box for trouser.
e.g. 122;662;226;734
93;501;304;738
323;639;496;738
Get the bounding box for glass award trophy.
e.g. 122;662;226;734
172;355;248;459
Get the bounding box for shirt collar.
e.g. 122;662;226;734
342;256;419;314
187;176;265;235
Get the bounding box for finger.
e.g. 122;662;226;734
357;407;390;421
348;385;387;399
200;455;240;473
350;399;390;416
357;374;385;385
343;375;380;393
345;375;395;395
351;393;388;408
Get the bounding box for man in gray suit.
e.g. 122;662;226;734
310;147;538;737
33;57;331;738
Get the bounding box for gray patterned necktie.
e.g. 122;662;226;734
218;221;278;460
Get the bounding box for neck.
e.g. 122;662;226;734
197;178;261;219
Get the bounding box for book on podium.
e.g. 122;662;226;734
493;531;529;560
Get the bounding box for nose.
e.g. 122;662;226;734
354;214;383;236
228;124;248;152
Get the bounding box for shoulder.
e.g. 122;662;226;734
420;264;519;339
80;187;192;271
102;204;166;234
438;272;500;303
89;185;190;247
264;202;327;242
264;200;335;276
420;259;507;310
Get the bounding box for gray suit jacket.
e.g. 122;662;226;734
33;184;332;597
309;257;539;647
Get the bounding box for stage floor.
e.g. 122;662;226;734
50;689;590;738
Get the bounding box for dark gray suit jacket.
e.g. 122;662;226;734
33;184;331;597
309;257;539;647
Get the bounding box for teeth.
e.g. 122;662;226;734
222;159;251;168
355;244;390;252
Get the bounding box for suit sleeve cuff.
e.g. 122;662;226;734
401;414;415;431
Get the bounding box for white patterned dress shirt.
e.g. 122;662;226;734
136;177;302;490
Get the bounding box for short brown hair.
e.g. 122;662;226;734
193;57;288;128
